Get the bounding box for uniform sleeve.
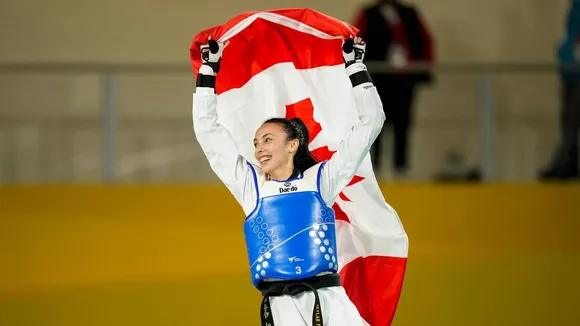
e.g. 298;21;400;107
192;65;258;215
318;63;385;205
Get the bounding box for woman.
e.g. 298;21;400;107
192;36;385;326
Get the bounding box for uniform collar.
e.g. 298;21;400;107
267;168;300;181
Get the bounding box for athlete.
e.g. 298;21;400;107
192;36;385;326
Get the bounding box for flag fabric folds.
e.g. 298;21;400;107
190;8;409;325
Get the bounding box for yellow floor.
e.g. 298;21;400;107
0;184;578;325
1;251;578;326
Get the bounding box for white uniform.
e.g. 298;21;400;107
192;63;385;325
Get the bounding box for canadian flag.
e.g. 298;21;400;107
190;8;409;326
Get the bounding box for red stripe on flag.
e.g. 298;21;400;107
190;9;358;94
340;256;407;326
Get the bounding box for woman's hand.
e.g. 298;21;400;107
200;37;228;73
342;36;366;67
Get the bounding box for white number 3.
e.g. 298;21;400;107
295;266;302;274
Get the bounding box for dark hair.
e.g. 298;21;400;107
263;117;319;173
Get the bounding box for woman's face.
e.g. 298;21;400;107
253;122;298;174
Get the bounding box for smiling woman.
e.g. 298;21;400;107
192;35;385;326
254;117;318;181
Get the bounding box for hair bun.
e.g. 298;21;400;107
289;118;308;144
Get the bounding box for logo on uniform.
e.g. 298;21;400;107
279;182;298;193
288;256;304;263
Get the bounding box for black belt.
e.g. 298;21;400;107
257;273;341;326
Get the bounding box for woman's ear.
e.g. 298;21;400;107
288;139;299;153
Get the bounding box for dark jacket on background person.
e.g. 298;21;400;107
352;1;435;174
354;1;434;85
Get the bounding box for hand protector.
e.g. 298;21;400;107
200;38;225;73
342;37;366;68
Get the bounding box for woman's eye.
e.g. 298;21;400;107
265;138;271;143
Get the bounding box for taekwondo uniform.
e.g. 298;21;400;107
192;57;385;325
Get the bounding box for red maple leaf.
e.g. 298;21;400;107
332;202;351;223
285;98;365;222
285;98;322;142
311;146;335;162
339;175;365;202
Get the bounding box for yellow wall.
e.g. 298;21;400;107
0;184;579;325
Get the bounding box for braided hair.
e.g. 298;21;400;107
263;117;319;173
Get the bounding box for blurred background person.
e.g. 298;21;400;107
539;0;580;180
352;0;434;179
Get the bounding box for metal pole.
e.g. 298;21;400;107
101;74;117;182
477;74;494;181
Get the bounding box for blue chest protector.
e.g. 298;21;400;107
243;162;339;288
